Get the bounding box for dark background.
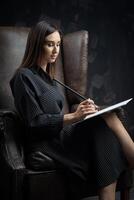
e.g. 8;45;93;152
0;0;134;132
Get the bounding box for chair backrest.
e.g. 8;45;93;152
0;27;88;113
0;27;29;109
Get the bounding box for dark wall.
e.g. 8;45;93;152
0;0;134;132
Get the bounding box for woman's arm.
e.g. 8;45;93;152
10;72;64;137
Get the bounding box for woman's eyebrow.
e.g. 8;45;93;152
45;40;61;43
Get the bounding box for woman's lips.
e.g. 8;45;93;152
51;55;57;59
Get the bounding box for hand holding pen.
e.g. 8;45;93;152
74;98;99;120
54;78;99;119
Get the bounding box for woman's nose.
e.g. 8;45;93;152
53;45;58;53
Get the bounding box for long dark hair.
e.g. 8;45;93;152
19;20;61;77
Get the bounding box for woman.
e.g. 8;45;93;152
10;20;131;200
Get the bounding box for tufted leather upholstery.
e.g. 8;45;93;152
0;27;132;200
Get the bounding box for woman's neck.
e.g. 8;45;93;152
40;65;47;72
37;59;47;72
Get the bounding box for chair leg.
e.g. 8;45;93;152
120;188;130;200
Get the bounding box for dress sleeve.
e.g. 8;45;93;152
11;73;64;137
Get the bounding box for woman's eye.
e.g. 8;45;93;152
57;43;60;47
45;43;61;47
47;43;54;47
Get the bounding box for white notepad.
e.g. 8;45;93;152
84;98;133;120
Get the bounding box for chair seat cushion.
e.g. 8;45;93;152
24;169;66;200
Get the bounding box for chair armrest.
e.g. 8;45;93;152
0;109;26;170
0;110;26;200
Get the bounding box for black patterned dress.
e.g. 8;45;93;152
10;66;128;197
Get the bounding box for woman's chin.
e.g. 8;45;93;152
49;59;56;63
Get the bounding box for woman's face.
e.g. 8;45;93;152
42;31;61;64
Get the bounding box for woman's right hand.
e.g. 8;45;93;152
64;98;99;125
74;98;99;121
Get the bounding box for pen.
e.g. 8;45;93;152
53;78;87;100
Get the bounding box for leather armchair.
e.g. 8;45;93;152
0;27;133;200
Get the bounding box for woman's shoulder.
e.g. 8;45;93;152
10;67;36;89
15;67;35;78
11;68;38;84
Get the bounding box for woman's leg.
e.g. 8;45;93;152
102;112;134;168
98;181;117;200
